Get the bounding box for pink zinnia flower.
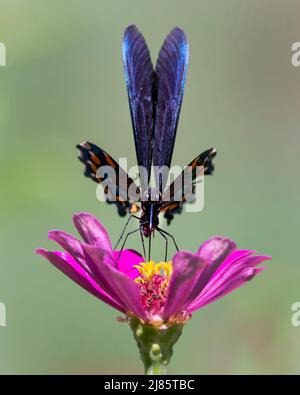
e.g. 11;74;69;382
36;212;271;374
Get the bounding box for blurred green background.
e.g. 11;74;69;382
0;0;299;374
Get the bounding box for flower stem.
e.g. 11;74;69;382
129;317;183;375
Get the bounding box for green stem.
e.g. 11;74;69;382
129;317;184;375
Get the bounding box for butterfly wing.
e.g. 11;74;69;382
77;141;140;217
161;148;217;224
153;27;189;193
122;25;156;192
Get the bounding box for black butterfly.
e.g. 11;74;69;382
77;25;216;260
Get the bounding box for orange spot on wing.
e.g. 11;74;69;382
104;154;117;169
163;203;179;213
89;152;101;165
191;158;198;169
90;162;98;174
130;203;140;213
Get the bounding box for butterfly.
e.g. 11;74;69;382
77;25;217;260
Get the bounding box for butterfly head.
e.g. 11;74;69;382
140;188;162;237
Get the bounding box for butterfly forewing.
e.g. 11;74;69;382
122;25;156;192
153;27;189;193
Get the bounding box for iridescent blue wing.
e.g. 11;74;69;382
122;25;156;192
77;142;141;217
153;27;189;193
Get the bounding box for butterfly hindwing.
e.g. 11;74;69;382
161;148;217;224
77;141;140;216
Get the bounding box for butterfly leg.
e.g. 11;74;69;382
114;215;140;250
139;227;146;260
148;234;152;262
157;229;168;262
117;227;141;260
157;227;179;252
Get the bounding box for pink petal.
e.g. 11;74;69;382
197;254;266;301
82;244;148;321
197;236;236;275
163;251;210;320
73;212;112;251
113;249;143;279
48;229;118;276
190;267;265;310
35;248;124;312
207;249;255;283
48;230;91;274
162;237;237;318
187;254;271;312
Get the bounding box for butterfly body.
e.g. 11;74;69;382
77;25;217;259
140;190;162;237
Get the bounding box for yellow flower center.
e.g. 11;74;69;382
133;261;173;317
134;260;173;283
